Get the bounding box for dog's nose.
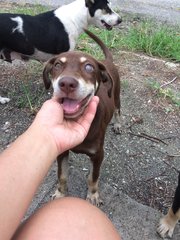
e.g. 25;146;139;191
117;17;122;24
59;77;79;94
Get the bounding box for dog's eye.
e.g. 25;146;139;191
54;62;63;70
84;64;94;73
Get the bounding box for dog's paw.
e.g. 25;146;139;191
113;123;121;134
51;189;65;200
0;96;10;104
86;191;103;207
157;216;175;238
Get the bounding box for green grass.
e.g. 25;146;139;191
16;62;46;111
79;21;180;62
11;79;47;112
147;79;180;109
78;27;120;59
8;61;46;112
118;22;180;62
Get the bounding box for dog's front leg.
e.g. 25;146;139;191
157;208;180;238
157;173;180;238
113;108;121;133
52;151;69;199
113;90;121;133
87;148;104;207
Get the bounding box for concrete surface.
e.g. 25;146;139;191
113;0;180;26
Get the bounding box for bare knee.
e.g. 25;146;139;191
13;197;121;240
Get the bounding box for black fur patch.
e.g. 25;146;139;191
172;172;180;214
0;11;70;58
86;0;112;17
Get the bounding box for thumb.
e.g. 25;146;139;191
77;96;99;133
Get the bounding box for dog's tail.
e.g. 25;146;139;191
84;28;113;62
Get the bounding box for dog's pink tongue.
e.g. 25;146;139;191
62;98;80;114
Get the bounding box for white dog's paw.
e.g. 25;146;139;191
51;189;65;200
0;96;10;104
157;216;175;238
113;122;121;134
86;191;103;207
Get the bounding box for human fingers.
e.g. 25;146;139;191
36;99;64;123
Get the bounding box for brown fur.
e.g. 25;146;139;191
43;29;121;205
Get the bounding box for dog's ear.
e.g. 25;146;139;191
98;62;113;98
43;57;57;89
85;0;94;8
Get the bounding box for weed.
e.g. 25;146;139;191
148;79;180;108
10;79;46;112
121;79;129;89
78;27;120;59
121;22;180;62
8;61;46;112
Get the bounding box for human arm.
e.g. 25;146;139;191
0;96;99;240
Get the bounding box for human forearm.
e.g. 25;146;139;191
0;97;99;239
0;125;57;240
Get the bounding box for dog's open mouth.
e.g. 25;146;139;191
59;93;93;119
101;20;112;30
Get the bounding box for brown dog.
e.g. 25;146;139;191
43;29;121;206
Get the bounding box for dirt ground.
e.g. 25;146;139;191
0;3;180;238
1;47;180;211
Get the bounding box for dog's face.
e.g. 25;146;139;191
85;0;121;30
43;52;113;119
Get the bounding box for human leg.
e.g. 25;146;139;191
13;197;121;240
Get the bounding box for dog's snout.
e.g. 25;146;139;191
59;77;78;94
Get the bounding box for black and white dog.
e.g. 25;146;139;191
0;0;121;103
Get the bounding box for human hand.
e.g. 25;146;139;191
32;96;99;155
